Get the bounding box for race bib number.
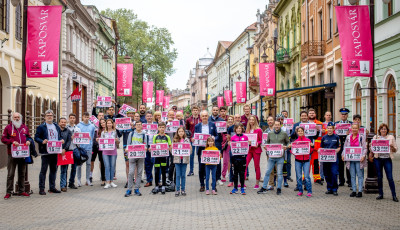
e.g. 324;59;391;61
291;141;310;155
193;133;210;147
319;149;337;162
73;132;91;144
11;145;30;158
215;121;227;133
371;139;390;155
119;104;136;117
98;138;115;151
161;112;168;122
143;124;158;136
47;141;63;154
89;115;99;128
150;143;169;157
127;144;146;159
172;143;191;156
166;121;180;133
96;96;112;107
344;147;363;161
265;144;283;158
300;123;317;136
262;133;268;146
244;133;257;147
201;150;220;164
230;141;249;155
283;118;294;130
335;123;351;136
115;118;132;130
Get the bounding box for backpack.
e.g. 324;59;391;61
73;147;89;166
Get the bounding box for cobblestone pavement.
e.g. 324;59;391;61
0;149;399;230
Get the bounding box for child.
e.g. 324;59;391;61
124;121;147;197
204;136;219;195
173;127;191;197
230;123;249;195
151;122;172;194
292;127;314;197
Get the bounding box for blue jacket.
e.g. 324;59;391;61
140;114;147;123
290;121;319;142
194;122;218;145
208;115;224;149
34;122;62;154
77;121;96;152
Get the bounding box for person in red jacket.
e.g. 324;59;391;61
1;112;31;199
240;104;259;128
185;106;201;176
245;115;263;189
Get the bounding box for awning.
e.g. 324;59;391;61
261;83;337;100
246;95;260;105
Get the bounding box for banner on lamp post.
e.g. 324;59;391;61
259;63;275;96
235;82;247;103
224;90;233;106
117;64;133;96
163;96;170;109
335;6;373;77
217;96;224;107
25;6;62;78
156;90;164;106
142;81;154;103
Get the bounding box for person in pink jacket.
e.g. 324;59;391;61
221;115;234;182
245;115;263;189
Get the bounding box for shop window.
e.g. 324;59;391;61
387;76;396;136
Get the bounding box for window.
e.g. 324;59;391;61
329;68;333;83
319;11;323;40
294;25;296;45
0;0;10;32
387;76;396;136
355;84;362;116
384;0;393;18
0;0;4;31
335;0;340;33
328;3;332;39
310;19;314;41
15;3;22;41
302;24;305;42
319;73;324;85
311;76;315;86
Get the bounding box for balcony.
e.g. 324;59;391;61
249;76;259;93
276;49;291;63
301;41;325;63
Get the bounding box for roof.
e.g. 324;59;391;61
246;22;257;31
220;41;233;49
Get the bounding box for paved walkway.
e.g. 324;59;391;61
0;149;399;229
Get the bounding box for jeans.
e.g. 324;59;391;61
262;157;284;189
145;151;154;183
6;154;26;194
103;154;117;182
286;149;292;179
205;165;217;190
323;161;338;192
374;158;396;197
77;150;92;183
39;154;58;190
349;161;364;192
189;146;196;173
175;163;188;191
295;160;312;193
60;163;77;188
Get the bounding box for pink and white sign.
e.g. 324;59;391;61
193;133;210;147
119;104;136;117
335;123;352;136
224;90;233;106
161;111;168;122
371;139;390;154
319;149;337;162
115;118;132;130
201;150;220;164
127;144;146;158
172;143;191;156
73;132;91;144
259;62;275;96
283;118;294;130
143;123;158;136
89;115;99;128
26;6;62;78
215;121;227;133
97;96;112;107
166;120;180;133
336;6;373;78
217;96;224;107
11;145;30;158
163;96;170;109
343;147;363;161
262;133;269;146
244;133;258;147
230;141;249;155
291;141;310;155
156;90;164;106
235;82;247;103
142;81;154;103
300;123;317;136
117;64;133;96
150;143;169;157
47;141;63;154
98;138;115;151
265;144;283;158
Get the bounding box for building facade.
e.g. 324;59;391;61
169;88;190;110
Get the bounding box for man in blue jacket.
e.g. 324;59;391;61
194;110;217;192
77;112;96;186
208;106;225;186
35;110;64;195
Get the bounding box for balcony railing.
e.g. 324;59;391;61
301;41;325;62
276;49;291;63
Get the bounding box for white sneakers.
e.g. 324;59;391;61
217;180;224;186
104;183;111;189
77;179;82;187
110;182;118;188
104;182;118;189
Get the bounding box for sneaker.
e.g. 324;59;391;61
125;189;132;197
87;181;93;186
393;196;399;202
238;184;241;188
206;190;210;195
227;182;234;187
297;192;303;196
243;184;247;189
325;191;333;195
276;188;282;195
144;182;152;187
241;188;246;195
19;192;30;197
187;172;194;176
306;193;312;198
199;186;205;192
284;182;289;188
110;182;118;188
61;188;67;192
288;177;293;182
212;190;217;195
376;195;384;200
39;190;46;195
356;192;362;198
230;188;238;194
48;189;61;193
350;192;357;197
134;189;142;196
89;177;93;183
4;193;11;199
104;183;111;189
267;185;274;191
161;186;166;194
253;185;260;189
68;184;78;189
77;179;82;187
221;178;226;182
175;191;180;197
152;187;159;194
333;191;338;196
124;182;128;188
181;191;186;196
257;187;267;194
217;180;224;186
260;177;264;182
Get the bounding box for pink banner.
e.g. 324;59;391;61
26;6;62;78
217;96;224;107
156;90;164;106
235;82;247;103
142;81;154;103
224;90;233;106
336;6;373;77
117;64;133;96
163;96;170;109
259;63;275;96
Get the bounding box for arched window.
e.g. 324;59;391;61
355;84;362;116
15;3;22;41
387;76;396;136
35;97;41;118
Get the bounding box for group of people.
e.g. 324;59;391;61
2;101;398;202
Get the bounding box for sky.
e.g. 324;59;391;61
81;0;267;90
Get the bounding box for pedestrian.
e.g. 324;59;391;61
369;123;398;202
58;117;72;192
208;106;224;186
262;116;276;190
90;109;105;184
144;111;156;187
258;120;290;195
240;104;259;128
307;109;323;185
153;111;162;123
119;109;136;188
230;123;249;195
320;122;340;196
204;136;219;195
76;112;96;187
292;127;314;197
342;123;367;198
65;113;81;189
99;119;120;189
139;104;147;123
125;121;147;197
95;119;107;186
221;115;234;182
175;111;185;127
335;108;353;187
2;112;31;199
185;106;201;176
35;109;64;195
226;115;242;187
219;106;228;121
166;110;178;186
245;115;263;189
173;127;191;197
